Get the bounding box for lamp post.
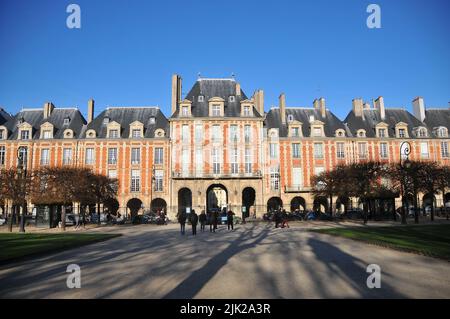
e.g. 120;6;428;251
17;146;27;233
400;141;411;224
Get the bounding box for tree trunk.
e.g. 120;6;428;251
97;203;101;226
413;191;419;224
61;205;66;231
8;204;13;232
19;203;26;233
15;206;19;224
430;193;435;222
329;194;333;217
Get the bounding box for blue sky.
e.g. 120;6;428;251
0;0;449;120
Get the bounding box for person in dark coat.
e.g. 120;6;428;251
227;210;235;230
190;210;198;236
178;211;187;235
274;210;282;228
199;210;206;232
212;210;218;232
208;211;214;232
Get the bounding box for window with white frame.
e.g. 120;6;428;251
109;129;119;138
182;148;189;176
243;106;251;116
20;130;30;140
420;142;429;158
63;148;72;165
312;127;322;137
195;124;203;143
418;128;427;137
0;146;5;165
292;167;303;187
0;129;4;140
358;143;367;159
108;169;117;179
63;118;70;125
132;129;141;138
380;143;388;158
181;106;189;117
245;148;252;174
181;125;189;143
441;142;449;158
231;148;238;174
212;148;221;174
292;143;300;158
290;127;300;137
336;142;345;159
230;125;238;143
40;149;50;166
149;117;156;124
195;148;203;175
108;148;118;165
244;125;251;143
131;148;140;165
229;96;235;103
211;104;221;117
154;170;163;192
378;128;387;138
270;167;280;190
269;143;278;159
154;147;163;164
212;125;221;142
198;95;204;102
85;148;95;165
437;127;447;138
130;170;140;192
314;143;323;159
398;128;406;138
42;130;52;139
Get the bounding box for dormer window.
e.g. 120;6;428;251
42;130;52;139
63;117;70;125
103;117;110;125
290;126;301;137
418;127;427;138
243;106;251;116
109;129;119;138
229;95;235;103
20;130;30;140
64;129;73;138
0;129;5;140
149;117;156;124
357;129;366;138
287;114;294;123
17;117;24;125
86;130;96;138
181;106;189;116
335;129;346;137
436;127;448;138
198;95;204;102
212;104;221;116
312;127;323;137
398;128;406;138
378;128;387;138
132;129;141;138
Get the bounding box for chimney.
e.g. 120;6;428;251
374;96;385;120
363;102;371;110
236;82;241;96
171;74;182;115
412;97;426;122
257;90;264;115
87;99;95;124
352;98;364;118
319;97;326;118
313;99;319;110
279;93;286;124
43;102;54;119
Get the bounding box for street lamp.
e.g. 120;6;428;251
400;141;411;224
17;146;27;233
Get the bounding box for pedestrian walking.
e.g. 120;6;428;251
178;211;187;235
227;210;235;230
274;210;282;228
199;210;206;232
212;210;218;232
190;210;198;236
281;209;289;228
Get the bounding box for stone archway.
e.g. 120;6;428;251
206;184;228;213
242;187;256;218
151;198;167;214
290;196;306;212
313;196;328;213
104;198;119;216
178;188;192;215
267;197;283;213
127;198;143;219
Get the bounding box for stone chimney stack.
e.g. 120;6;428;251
319;97;326;118
87;99;95;124
412;97;426;122
257;90;264;115
171;74;182;115
43;102;54;119
352;98;364;118
374;96;385;120
236;82;241;96
313;99;319;110
279;93;286;124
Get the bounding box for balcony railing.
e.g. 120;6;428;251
284;185;312;193
172;169;262;179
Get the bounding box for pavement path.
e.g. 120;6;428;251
0;222;449;298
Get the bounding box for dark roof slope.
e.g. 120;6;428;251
7;108;86;139
265;108;347;137
423;109;450;135
83;107;168;138
172;78;262;118
0;108;13;126
344;108;426;138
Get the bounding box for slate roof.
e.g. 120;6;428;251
171;78;262;118
0;108;13;132
82;107;168;138
423;108;450;136
6;108;86;140
344;108;427;138
265;108;348;137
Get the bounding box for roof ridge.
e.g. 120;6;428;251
106;106;159;110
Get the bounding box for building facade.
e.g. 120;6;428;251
0;75;449;220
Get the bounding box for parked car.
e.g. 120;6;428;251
306;211;317;220
90;213;108;224
0;216;6;226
